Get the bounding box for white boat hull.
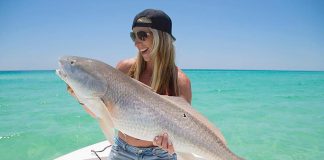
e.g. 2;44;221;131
55;140;111;160
54;140;206;160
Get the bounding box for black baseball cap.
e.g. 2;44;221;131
132;9;176;41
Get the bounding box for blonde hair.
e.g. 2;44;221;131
128;28;179;96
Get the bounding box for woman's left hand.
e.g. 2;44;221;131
153;133;175;154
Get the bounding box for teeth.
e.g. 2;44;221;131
140;48;148;52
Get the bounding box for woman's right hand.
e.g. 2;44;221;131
66;85;96;118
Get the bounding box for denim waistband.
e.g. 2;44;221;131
115;136;157;155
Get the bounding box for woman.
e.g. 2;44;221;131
109;9;192;160
68;9;192;160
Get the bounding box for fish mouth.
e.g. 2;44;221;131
56;68;67;79
56;60;68;81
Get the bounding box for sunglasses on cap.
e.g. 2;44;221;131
130;31;151;42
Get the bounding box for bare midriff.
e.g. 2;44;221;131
118;131;154;147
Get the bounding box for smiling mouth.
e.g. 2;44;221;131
140;48;149;53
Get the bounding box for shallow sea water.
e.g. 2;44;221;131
0;70;323;159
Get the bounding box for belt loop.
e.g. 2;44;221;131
122;138;127;151
117;136;127;150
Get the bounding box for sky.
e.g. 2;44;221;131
0;0;323;71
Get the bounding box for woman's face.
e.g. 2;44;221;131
132;27;153;62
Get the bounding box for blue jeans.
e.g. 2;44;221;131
108;137;177;160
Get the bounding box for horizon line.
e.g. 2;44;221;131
1;68;324;72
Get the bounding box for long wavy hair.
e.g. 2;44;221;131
128;28;179;96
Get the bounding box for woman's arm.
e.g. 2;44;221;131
153;69;192;154
116;58;135;74
178;69;192;104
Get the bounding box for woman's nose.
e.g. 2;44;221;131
134;39;142;46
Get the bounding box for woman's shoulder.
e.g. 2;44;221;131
177;68;190;85
116;58;136;74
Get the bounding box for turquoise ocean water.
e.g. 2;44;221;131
0;70;323;160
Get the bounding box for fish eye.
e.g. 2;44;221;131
70;60;76;65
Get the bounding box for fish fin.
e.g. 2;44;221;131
97;112;115;144
161;95;228;145
83;98;115;144
177;152;206;160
